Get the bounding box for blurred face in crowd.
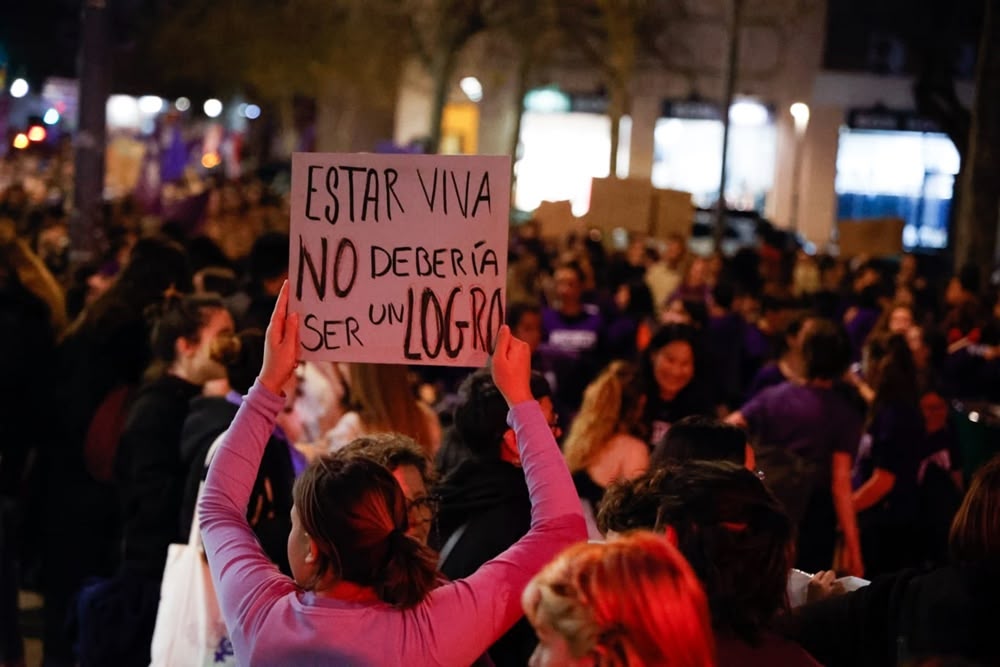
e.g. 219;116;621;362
392;464;432;546
664;237;685;265
179;308;235;385
899;254;918;281
889;306;914;334
554;268;583;314
906;325;930;370
626;239;645;266
653;341;695;401
685;258;708;287
920;391;950;434
853;267;880;293
661;299;692;326
945;277;968;307
539;396;561;440
514;311;543;353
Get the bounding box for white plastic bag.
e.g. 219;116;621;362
150;435;237;666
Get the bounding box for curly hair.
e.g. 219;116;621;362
598;461;794;645
523;531;714;667
563;361;645;472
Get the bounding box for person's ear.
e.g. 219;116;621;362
663;524;679;547
304;536;319;564
500;428;520;465
175;336;196;359
745;444;756;472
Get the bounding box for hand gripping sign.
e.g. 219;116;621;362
289;152;511;367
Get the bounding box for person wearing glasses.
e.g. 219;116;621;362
336;435;438;546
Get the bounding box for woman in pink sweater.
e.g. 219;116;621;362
198;283;587;666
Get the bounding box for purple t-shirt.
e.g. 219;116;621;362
740;382;863;481
541;305;603;358
745;362;788;401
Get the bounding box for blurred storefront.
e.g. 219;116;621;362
835;109;960;250
391;0;982;251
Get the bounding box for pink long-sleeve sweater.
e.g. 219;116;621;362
199;381;586;666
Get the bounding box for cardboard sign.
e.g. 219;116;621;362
651;188;694;238
586;177;653;234
289;152;510;366
837;217;905;257
534;200;581;240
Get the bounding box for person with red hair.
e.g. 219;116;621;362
522;531;716;666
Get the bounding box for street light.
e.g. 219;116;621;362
460;76;483;103
10;78;29;98
789;102;811;233
790;102;810;133
203;98;222;118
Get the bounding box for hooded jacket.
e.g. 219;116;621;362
432;457;534;666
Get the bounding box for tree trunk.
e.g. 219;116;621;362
276;96;298;158
509;53;533;202
427;50;456;154
71;0;111;268
608;112;621;178
954;0;1000;279
715;0;743;250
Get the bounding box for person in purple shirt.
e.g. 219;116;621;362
745;315;817;401
852;334;927;577
541;261;606;418
198;283;586;666
728;319;864;577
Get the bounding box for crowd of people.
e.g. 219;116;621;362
1;165;999;666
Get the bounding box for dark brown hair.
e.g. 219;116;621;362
337;433;436;488
145;292;225;374
292;456;439;608
949;453;1000;564
599;462;793;644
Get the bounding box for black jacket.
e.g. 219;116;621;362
432;458;535;667
783;562;1000;666
115;375;201;578
178;396;294;575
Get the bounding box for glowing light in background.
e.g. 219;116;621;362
201;152;221;169
10;78;29;98
27;126;46;142
175;97;191;111
790;102;811;132
729;100;769;126
12;133;29;149
107;95;140;128
460;77;483;103
245;104;261;120
523;87;571;113
138;95;164;114
43;108;61;125
203;98;223;118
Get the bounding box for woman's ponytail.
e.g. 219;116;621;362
377;529;440;609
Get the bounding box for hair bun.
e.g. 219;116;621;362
210;331;242;366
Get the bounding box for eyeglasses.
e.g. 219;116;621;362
406;495;440;525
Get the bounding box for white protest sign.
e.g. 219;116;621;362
289;152;510;366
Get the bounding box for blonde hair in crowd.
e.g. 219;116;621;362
523;532;716;666
0;220;67;334
563;361;643;472
347;363;437;455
